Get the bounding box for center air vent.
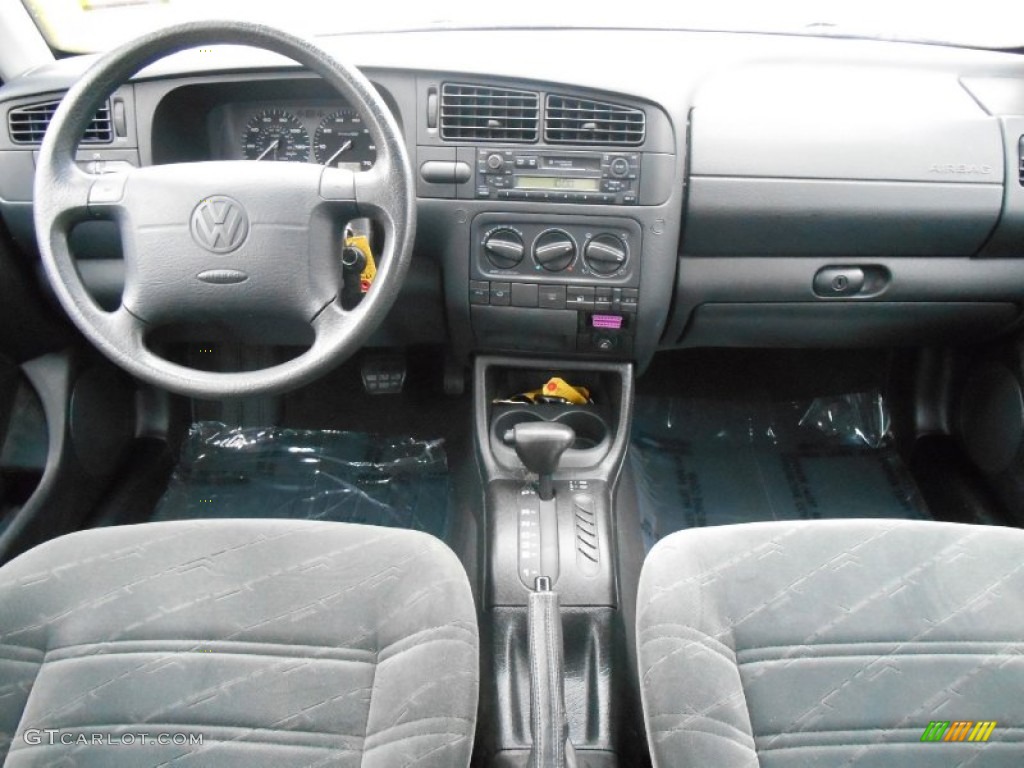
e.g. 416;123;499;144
8;99;113;145
440;83;539;143
544;95;645;146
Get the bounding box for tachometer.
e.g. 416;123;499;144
314;109;376;170
242;110;310;162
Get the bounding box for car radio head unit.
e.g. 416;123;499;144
475;148;639;204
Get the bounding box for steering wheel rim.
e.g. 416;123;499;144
34;21;415;398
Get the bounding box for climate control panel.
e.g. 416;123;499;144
475;217;637;282
469;213;642;357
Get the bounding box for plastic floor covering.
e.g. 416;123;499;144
631;392;930;552
154;422;451;541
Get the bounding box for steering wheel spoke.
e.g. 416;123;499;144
353;164;399;220
101;303;147;350
43;166;99;227
88;169;132;213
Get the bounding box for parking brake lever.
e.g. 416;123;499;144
504;421;576;500
528;576;577;768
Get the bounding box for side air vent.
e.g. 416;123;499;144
8;99;113;145
1019;135;1023;186
440;83;539;143
544;95;645;146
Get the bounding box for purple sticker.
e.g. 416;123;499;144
592;315;623;330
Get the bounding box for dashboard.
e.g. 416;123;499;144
2;27;1024;370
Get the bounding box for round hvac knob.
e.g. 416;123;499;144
584;233;628;275
482;228;525;269
533;229;577;272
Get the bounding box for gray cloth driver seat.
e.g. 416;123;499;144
637;519;1024;767
0;519;479;767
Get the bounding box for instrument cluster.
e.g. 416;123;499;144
217;102;377;170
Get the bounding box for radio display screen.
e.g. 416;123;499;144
514;176;600;192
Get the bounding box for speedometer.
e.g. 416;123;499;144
242;110;310;162
314;109;376;170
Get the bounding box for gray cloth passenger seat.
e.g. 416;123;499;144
637;519;1024;767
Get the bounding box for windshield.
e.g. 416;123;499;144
21;0;1024;54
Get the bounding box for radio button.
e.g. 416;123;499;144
486;153;505;171
609;157;630;178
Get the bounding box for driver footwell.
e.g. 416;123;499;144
150;422;452;541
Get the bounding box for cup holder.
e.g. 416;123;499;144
490;405;611;468
492;409;546;442
555;410;608;450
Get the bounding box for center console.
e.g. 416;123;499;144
474;355;637;767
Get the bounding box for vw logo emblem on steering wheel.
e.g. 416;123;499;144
190;196;250;254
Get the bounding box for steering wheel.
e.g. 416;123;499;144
34;21;415;398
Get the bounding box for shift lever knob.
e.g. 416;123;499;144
504;421;576;500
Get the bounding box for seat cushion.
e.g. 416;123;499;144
0;519;478;767
637;519;1024;767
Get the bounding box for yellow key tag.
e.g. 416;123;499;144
538;377;591;405
344;234;377;293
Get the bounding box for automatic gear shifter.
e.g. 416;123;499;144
504;422;576;500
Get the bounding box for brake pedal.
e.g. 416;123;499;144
360;354;406;395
